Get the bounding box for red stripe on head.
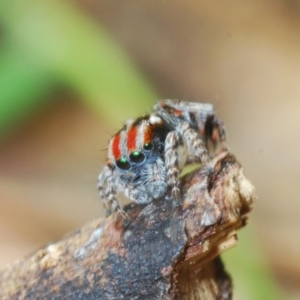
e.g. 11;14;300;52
127;124;138;151
143;124;154;144
112;134;121;160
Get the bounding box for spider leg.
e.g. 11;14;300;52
156;99;226;157
156;99;215;117
98;165;129;220
105;186;130;220
97;165;111;213
204;116;227;155
164;131;182;202
215;118;227;149
97;166;109;197
179;120;210;164
155;102;209;164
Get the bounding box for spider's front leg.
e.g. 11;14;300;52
164;131;183;202
97;165;129;220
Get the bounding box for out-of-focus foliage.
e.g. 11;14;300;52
0;41;53;135
222;227;284;300
0;0;156;138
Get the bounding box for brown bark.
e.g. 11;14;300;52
0;152;255;299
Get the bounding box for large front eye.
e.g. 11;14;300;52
116;157;131;170
130;151;145;164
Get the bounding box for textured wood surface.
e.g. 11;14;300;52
0;152;255;299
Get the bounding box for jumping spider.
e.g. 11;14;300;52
98;100;226;219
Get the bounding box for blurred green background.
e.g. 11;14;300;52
1;0;300;299
0;0;156;136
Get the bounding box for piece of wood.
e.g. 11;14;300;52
0;152;255;299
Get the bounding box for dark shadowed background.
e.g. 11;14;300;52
0;1;299;299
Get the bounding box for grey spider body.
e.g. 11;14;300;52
98;100;226;219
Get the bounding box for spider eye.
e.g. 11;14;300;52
143;143;152;151
130;151;145;164
116;157;131;170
